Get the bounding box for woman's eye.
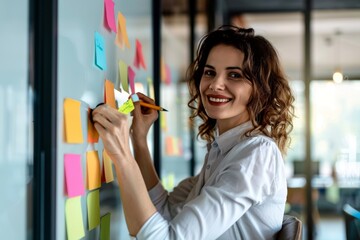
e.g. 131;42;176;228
229;72;241;79
203;70;215;77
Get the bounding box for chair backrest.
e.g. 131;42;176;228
343;203;360;240
276;215;302;240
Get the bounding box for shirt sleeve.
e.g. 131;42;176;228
137;137;283;240
148;175;199;220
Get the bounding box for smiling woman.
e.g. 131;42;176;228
94;25;295;240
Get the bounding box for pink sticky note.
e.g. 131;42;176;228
133;39;147;70
128;66;136;94
64;154;85;197
104;0;117;32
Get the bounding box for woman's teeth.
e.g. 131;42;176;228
209;97;230;103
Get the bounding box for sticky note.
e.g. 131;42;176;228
115;12;130;49
64;98;83;143
64;154;85;197
128;66;135;94
86;151;101;190
160;111;167;132
165;64;172;84
134;39;147;69
161;57;166;82
87;190;100;230
105;79;116;108
119;60;128;92
95;31;107;70
147;77;155;99
104;0;117;32
100;213;111;240
87;108;99;143
118;99;134;114
102;150;114;183
65;196;85;240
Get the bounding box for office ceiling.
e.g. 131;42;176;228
162;0;360;80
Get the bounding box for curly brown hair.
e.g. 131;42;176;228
187;25;295;154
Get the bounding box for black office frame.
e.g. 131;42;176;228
152;0;162;177
29;0;58;239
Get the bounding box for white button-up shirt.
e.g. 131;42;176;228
136;121;287;240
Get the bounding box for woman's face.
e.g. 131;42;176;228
200;44;252;134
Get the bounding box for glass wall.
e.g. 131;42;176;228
0;0;31;239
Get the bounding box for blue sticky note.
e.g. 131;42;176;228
95;32;107;70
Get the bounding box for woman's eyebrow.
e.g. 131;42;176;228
226;66;242;71
204;64;215;69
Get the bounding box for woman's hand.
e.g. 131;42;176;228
92;104;131;164
130;92;159;142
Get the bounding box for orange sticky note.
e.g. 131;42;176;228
161;57;167;82
87;108;99;143
102;150;114;183
115;12;130;49
134;39;147;70
87;151;101;190
64;98;83;143
104;0;117;32
105;79;116;108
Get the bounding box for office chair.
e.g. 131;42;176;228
276;215;302;240
343;203;360;240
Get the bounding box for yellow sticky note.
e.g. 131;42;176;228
100;213;111;240
105;79;116;108
87;151;101;190
118;99;134;114
119;61;128;92
160;111;167;132
87;190;100;230
64;98;83;143
115;12;130;49
65;196;85;240
102;150;114;183
147;77;154;99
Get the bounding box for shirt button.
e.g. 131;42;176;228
206;164;210;170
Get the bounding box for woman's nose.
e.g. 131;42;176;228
209;75;226;90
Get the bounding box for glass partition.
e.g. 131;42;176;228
0;0;31;239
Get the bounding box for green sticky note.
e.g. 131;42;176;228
65;197;85;240
118;99;134;114
87;190;100;230
100;213;111;240
119;60;128;92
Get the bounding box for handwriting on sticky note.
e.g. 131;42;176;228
95;32;107;70
87;151;101;190
118;99;134;114
104;0;116;32
65;197;85;240
87;190;100;230
100;213;111;240
64;154;85;197
64;98;83;143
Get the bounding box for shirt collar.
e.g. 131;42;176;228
212;121;253;154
